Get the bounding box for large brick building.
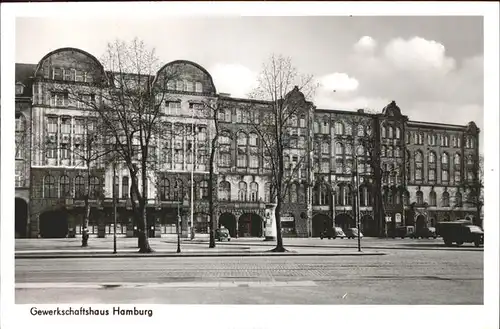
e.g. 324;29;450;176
14;47;481;239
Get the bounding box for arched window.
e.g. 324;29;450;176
442;191;450;207
249;182;258;202
218;181;230;201
299;115;306;128
335;184;342;205
321;116;330;134
442;169;449;182
249;133;258;146
173;179;184;201
387;126;393;138
313;121;319;134
429;151;436;163
335;142;344;155
237;132;247;146
416;191;423;204
43;175;56;198
238;181;247;201
60;175;70;198
319;184;329;205
160;178;170;201
415;151;423;180
345;185;352;206
335;122;344;135
395;127;401;139
89;176;100;199
454;153;461;165
441;152;449;165
199;180;208;200
455;191;462;207
429;190;437;206
381;125;386;138
290;115;298;127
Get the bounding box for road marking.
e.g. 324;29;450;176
16;281;317;289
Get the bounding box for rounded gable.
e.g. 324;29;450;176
34;47;106;84
156;60;217;95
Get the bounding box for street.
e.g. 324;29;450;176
16;241;483;304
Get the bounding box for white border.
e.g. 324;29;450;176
2;2;499;329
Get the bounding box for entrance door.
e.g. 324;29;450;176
15;198;28;238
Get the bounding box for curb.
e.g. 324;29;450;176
15;251;386;259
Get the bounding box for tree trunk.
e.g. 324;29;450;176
208;150;216;248
138;170;153;253
270;198;287;252
81;163;92;247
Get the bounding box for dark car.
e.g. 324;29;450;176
436;221;483;247
412;226;437;239
345;228;363;239
320;227;346;240
215;227;231;242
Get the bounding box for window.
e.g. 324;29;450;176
220;153;231;167
387;146;393;157
60;143;70;160
442;192;450;207
290;115;298;127
185;81;193;92
290;184;298;203
394;147;400;158
249;133;258;146
441;153;449;165
442;169;449;182
15;114;25;131
321;142;329;154
46;143;57;159
357;145;365;156
443;135;449;147
237;152;247;168
335;122;344;135
395;127;401;139
15;162;24;187
321;159;329;173
381;125;386;138
218;181;231;201
298;136;305;148
168;102;181;115
454;171;461;183
454;153;461;165
416;191;423;204
299;115;306;128
122;176;129;199
160;178;170;201
75;70;84;82
415;151;423;180
238;181;247;201
335;143;343;155
199;180;208;200
313;121;319;134
387;126;393;138
195;82;203;93
89;176;100;199
249;154;259;168
429;152;436;163
63;68;74;81
249;182;258;202
345;123;352;135
51;93;67;107
381;145;386;157
429;168;436;182
321;117;330;134
176;81;184;91
44;175;57;198
406;132;410;144
345;143;352;155
335;158;343;174
58;175;70;198
52;67;63;80
429;191;437;206
467;170;474;181
357;125;364;137
173;180;184;201
75;176;85;199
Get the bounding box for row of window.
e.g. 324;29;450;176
42;175;101;199
46;67;93;83
166;80;203;93
407;132;476;149
218;181;263;202
413;151;471;165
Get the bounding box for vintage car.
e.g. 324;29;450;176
320;227;346;240
215;227;231;242
345;228;363;239
395;226;415;239
437;221;483;247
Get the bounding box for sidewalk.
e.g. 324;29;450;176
15;237;385;259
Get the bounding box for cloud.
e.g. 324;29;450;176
318;73;359;92
354;36;377;53
314;36;483;152
209;63;257;97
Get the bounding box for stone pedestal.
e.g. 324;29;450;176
264;203;277;241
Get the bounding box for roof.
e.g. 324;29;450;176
15;63;36;98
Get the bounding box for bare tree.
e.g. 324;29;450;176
457;155;484;227
246;54;317;252
68;38;178;253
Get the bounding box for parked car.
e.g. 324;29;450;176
320;227;346;240
412;226;437;239
436;221;483;247
345;228;363;239
215;227;231;242
395;226;415;239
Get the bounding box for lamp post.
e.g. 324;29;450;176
177;198;181;253
353;154;362;252
190;108;195;240
113;161;117;254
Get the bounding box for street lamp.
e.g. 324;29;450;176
353;153;362;252
113;161;117;254
177;197;181;253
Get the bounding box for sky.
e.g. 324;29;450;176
15;16;484;151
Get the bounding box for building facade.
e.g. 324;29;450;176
14;47;481;238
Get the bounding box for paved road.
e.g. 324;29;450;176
16;248;482;304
